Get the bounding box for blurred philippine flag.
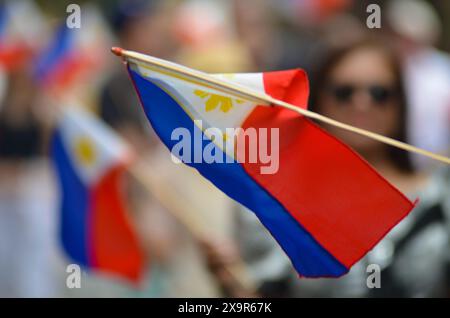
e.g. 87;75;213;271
0;0;46;70
33;4;112;94
121;50;416;278
51;106;145;284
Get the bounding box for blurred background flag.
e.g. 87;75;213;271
33;23;82;92
51;106;145;284
34;5;113;94
124;52;416;278
0;0;46;71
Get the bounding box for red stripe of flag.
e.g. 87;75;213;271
241;70;416;268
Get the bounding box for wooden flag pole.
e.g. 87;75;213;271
112;47;450;166
129;161;257;295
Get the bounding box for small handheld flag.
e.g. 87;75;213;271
115;48;417;278
0;0;46;70
51;107;145;283
34;5;111;93
33;23;86;90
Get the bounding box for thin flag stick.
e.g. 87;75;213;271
112;47;450;166
129;161;256;294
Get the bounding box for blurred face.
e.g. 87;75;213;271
122;9;174;57
317;47;401;154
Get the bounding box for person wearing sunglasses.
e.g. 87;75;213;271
325;83;398;107
200;36;450;298
299;36;450;297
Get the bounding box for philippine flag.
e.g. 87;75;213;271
125;53;416;278
51;107;145;283
34;6;110;93
0;0;46;70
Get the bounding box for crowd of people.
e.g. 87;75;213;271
0;0;449;297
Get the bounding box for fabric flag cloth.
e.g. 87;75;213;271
0;0;45;71
126;56;416;278
34;5;110;93
51;107;145;283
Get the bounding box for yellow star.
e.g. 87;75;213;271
194;89;243;113
74;137;96;167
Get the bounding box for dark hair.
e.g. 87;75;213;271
111;0;158;34
308;36;415;174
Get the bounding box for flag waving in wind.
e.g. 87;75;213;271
34;5;112;93
51;107;145;283
122;50;416;278
0;0;46;70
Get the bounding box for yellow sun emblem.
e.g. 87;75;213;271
74;137;96;167
194;89;244;113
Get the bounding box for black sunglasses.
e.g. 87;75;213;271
327;83;398;105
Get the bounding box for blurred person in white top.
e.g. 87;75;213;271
0;62;59;297
387;0;450;171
